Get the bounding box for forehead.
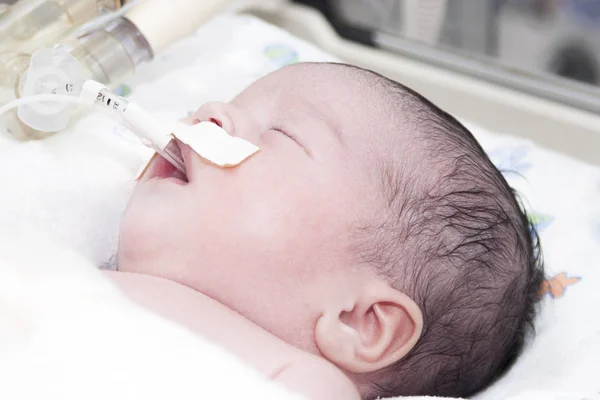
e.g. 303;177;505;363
235;63;423;223
236;64;398;145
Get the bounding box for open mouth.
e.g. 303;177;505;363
163;159;188;184
145;144;189;185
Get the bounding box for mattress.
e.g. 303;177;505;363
0;12;598;399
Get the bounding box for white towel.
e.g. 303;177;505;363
0;114;149;269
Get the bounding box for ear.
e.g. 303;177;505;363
315;283;423;373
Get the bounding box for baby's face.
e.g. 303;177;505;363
119;64;392;351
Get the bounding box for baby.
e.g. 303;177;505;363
105;62;544;399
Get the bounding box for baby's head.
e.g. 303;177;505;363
118;63;544;398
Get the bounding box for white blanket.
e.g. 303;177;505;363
1;12;599;400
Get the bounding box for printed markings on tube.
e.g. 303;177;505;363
170;122;260;167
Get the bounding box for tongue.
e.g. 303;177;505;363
170;165;188;182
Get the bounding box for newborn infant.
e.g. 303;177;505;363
106;62;544;399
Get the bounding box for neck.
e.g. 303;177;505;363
102;271;319;375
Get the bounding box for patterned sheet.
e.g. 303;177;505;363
464;122;600;399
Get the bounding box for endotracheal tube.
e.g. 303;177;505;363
0;79;185;174
80;80;185;173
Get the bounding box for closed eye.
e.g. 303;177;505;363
271;125;301;147
270;125;311;157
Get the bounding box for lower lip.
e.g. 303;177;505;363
161;176;187;185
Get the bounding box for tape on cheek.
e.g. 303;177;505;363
170;121;260;167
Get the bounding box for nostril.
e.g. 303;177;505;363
209;118;222;128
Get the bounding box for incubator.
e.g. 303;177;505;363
0;2;599;398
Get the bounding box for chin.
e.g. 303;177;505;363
118;205;165;270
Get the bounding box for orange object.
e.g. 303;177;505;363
539;272;581;298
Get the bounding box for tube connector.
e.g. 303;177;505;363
17;48;84;132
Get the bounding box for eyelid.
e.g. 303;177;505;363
271;125;301;146
270;125;311;157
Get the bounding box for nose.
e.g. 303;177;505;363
191;102;238;136
190;102;262;145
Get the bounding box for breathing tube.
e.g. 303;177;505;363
0;78;260;174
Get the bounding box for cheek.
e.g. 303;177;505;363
177;162;324;272
119;147;349;288
223;178;341;279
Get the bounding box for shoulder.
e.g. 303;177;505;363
274;356;360;400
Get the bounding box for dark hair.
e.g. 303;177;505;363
338;64;545;398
